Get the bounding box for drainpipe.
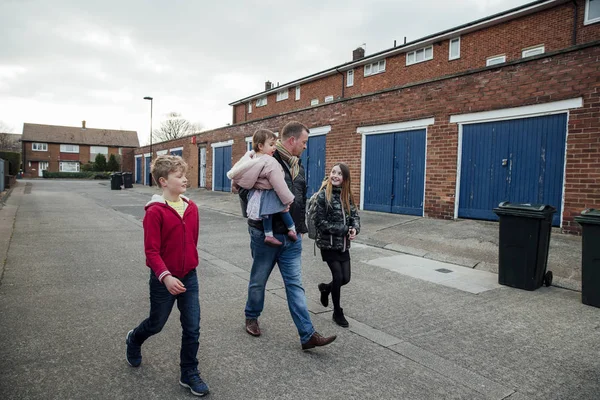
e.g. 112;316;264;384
335;68;345;99
572;0;578;45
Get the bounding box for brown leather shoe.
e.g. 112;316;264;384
264;236;282;247
245;318;261;337
301;332;336;350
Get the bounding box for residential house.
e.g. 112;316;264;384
134;0;600;233
21;121;139;178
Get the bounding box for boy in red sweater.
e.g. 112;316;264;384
126;155;209;397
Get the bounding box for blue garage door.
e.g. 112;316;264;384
364;129;426;215
213;146;232;192
458;113;566;226
145;156;152;185
300;134;326;197
135;157;142;184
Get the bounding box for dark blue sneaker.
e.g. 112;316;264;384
125;330;142;367
179;370;209;396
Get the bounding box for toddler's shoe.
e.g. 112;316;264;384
264;236;282;247
287;230;298;241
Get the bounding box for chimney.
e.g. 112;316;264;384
82;120;86;129
265;80;273;91
352;47;365;61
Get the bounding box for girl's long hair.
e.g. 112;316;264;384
317;163;354;212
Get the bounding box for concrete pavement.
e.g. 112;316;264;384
0;180;598;400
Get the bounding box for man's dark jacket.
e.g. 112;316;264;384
239;150;308;234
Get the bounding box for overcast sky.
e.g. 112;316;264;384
0;0;533;145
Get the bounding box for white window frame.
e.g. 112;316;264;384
347;69;354;87
449;38;461;60
522;45;545;58
60;144;79;153
256;96;267;107
364;59;386;77
245;136;253;152
248;102;252;114
310;99;319;106
59;161;80;172
406;46;433;66
486;55;506;66
295;86;301;100
90;146;108;162
156;150;168;156
32;142;48;151
324;95;334;103
585;0;600;25
276;89;289;102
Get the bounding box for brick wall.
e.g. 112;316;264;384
233;0;599;125
153;43;599;233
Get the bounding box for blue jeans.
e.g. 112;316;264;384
245;227;315;343
130;269;200;373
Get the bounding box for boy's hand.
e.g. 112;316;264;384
163;275;186;295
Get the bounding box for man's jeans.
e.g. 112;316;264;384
245;227;315;343
130;269;200;373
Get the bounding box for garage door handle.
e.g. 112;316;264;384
502;159;508;166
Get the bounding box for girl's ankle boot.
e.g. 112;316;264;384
332;308;349;328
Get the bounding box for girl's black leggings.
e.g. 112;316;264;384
325;260;351;311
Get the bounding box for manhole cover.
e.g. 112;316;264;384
435;268;453;274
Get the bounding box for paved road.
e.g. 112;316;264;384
0;180;598;399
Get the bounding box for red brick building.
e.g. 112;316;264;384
135;0;600;233
21;121;139;178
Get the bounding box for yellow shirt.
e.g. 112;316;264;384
165;197;187;218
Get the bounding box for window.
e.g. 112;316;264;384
406;46;433;65
310;99;319;106
90;146;108;162
248;102;252;114
449;38;460;60
59;161;80;172
246;137;253;152
39;162;49;171
32;142;47;151
522;45;545;58
347;69;354;87
364;59;386;76
486;55;506;66
585;0;600;24
295;86;301;100
256;96;267;107
60;144;79;153
276;89;289;101
324;95;334;103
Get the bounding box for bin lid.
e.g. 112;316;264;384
492;201;556;219
575;209;600;226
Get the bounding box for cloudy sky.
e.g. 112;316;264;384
0;0;532;145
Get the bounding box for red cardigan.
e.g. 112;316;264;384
143;195;199;282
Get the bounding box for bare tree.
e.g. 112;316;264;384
152;112;202;143
0;121;20;151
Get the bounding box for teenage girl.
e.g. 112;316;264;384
314;163;360;327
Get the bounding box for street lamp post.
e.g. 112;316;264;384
143;96;153;186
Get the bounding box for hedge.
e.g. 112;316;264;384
0;151;21;175
42;171;112;179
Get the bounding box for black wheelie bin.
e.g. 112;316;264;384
493;202;556;290
575;209;600;308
